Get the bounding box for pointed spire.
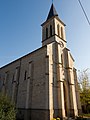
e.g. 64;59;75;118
47;3;58;20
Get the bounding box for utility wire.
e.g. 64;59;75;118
77;0;90;25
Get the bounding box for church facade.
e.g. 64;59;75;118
0;4;81;120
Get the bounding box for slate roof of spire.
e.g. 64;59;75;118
47;3;58;20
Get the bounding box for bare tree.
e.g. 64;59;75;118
78;69;90;113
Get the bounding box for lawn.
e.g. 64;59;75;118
82;114;90;118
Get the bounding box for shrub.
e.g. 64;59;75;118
52;117;60;120
0;94;16;120
56;118;60;120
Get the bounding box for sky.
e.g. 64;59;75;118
0;0;90;71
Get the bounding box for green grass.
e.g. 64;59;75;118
76;114;90;120
82;114;90;117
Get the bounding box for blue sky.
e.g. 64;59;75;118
0;0;90;71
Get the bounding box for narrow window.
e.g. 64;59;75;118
16;67;20;84
61;54;63;67
24;71;27;80
61;27;64;39
57;24;60;37
46;28;48;39
2;76;5;86
12;74;14;83
43;29;44;40
50;25;52;36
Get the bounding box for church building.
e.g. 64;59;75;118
0;4;81;120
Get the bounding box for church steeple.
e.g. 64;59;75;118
47;3;58;20
41;4;66;47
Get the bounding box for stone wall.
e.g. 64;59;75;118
0;46;50;120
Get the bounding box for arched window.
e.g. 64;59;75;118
61;27;64;39
57;24;60;37
50;25;52;37
46;28;48;39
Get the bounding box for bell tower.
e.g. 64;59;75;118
41;3;67;48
